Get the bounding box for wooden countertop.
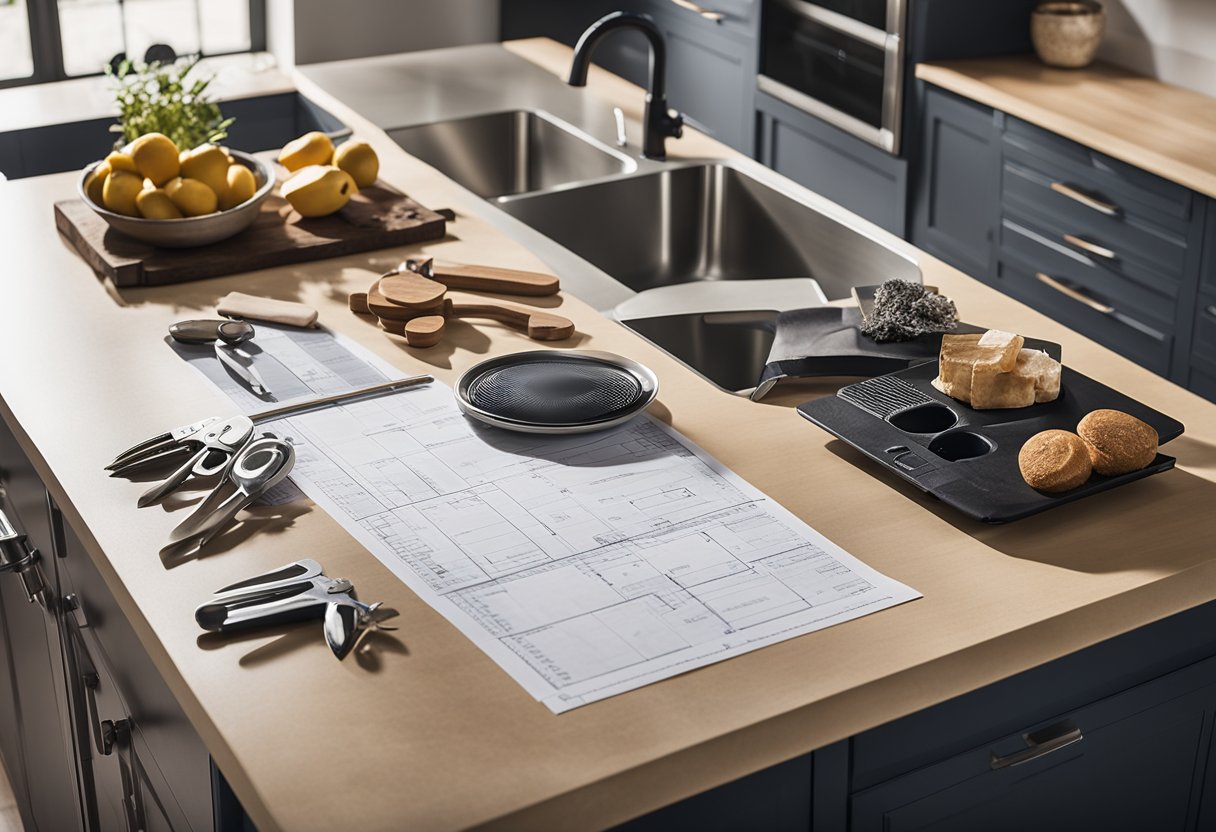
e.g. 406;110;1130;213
916;56;1216;199
3;39;1216;832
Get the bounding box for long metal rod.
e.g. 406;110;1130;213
250;374;434;423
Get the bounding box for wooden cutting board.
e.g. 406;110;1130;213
54;180;447;288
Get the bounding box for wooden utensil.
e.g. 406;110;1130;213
377;297;575;347
404;258;559;296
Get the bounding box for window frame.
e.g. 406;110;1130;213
0;0;265;90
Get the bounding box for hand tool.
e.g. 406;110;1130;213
195;558;397;660
105;375;433;474
169;318;273;397
137;415;255;507
168;435;296;548
107;416;221;474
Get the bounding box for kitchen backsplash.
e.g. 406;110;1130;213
1098;0;1216;97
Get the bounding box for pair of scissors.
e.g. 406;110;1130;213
195;559;397;659
136;416;255;507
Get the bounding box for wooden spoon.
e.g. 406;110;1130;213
405;258;560;296
377;297;575;347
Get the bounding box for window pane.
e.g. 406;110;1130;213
122;0;199;64
0;0;35;81
58;0;124;77
200;0;250;55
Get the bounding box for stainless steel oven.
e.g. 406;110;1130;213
759;0;906;153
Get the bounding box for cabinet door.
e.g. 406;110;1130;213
909;84;999;280
0;424;84;831
653;5;757;154
851;657;1216;831
57;517;214;832
757;91;909;235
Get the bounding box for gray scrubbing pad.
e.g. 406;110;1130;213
860;279;959;343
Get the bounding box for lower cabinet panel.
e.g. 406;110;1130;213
851;656;1216;831
612;754;812;831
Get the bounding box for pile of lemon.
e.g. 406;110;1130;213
84;133;259;219
278;132;379;217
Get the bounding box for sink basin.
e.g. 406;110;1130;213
626;311;779;393
388;110;635;199
499;163;920;299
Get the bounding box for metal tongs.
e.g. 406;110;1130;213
195;559;398;659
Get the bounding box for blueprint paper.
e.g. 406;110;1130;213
277;383;922;713
168;323;402;414
174;328;921;712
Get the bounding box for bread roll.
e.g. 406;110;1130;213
1019;430;1093;492
1077;409;1158;475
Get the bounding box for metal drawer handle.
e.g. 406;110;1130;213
991;722;1083;770
669;0;725;21
0;506;48;607
1063;233;1117;260
1050;181;1120;216
1036;272;1115;314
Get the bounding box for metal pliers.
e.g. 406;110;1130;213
195;559;397;660
106;416;223;476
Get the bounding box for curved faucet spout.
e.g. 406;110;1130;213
567;12;683;160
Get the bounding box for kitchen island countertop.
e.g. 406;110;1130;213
1;38;1215;832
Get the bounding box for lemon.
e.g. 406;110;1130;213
279;131;334;172
83;161;111;206
282;165;356;217
105;151;139;175
130;132;180;186
166;177;218;217
220;164;257;210
179;144;230;202
136;188;184;219
101;170;143;216
333;140;379;188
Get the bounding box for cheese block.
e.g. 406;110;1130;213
934;332;1062;409
974;329;1023;373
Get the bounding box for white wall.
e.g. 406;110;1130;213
1096;0;1216;96
269;0;501;67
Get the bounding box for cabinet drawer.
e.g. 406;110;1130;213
1002;158;1190;279
995;256;1173;375
1003;116;1193;228
649;0;759;41
1000;214;1178;330
851;653;1216;831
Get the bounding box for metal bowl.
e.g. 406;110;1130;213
77;149;275;248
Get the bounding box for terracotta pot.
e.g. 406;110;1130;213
1031;1;1106;68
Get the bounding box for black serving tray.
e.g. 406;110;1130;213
797;340;1185;523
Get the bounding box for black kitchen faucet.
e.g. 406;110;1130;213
567;11;684;160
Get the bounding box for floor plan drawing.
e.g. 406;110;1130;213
278;381;922;712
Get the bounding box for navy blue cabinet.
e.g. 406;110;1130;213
914;82;1216;401
757;90;909;235
908;85;999;278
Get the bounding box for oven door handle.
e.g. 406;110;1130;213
772;0;889;47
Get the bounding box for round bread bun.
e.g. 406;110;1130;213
1019;429;1093;493
1077;409;1158;475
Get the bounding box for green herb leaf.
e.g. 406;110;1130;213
107;56;235;151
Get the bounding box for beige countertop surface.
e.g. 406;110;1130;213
916;56;1216;199
2;38;1216;832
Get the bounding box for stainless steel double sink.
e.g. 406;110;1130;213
389;109;921;394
